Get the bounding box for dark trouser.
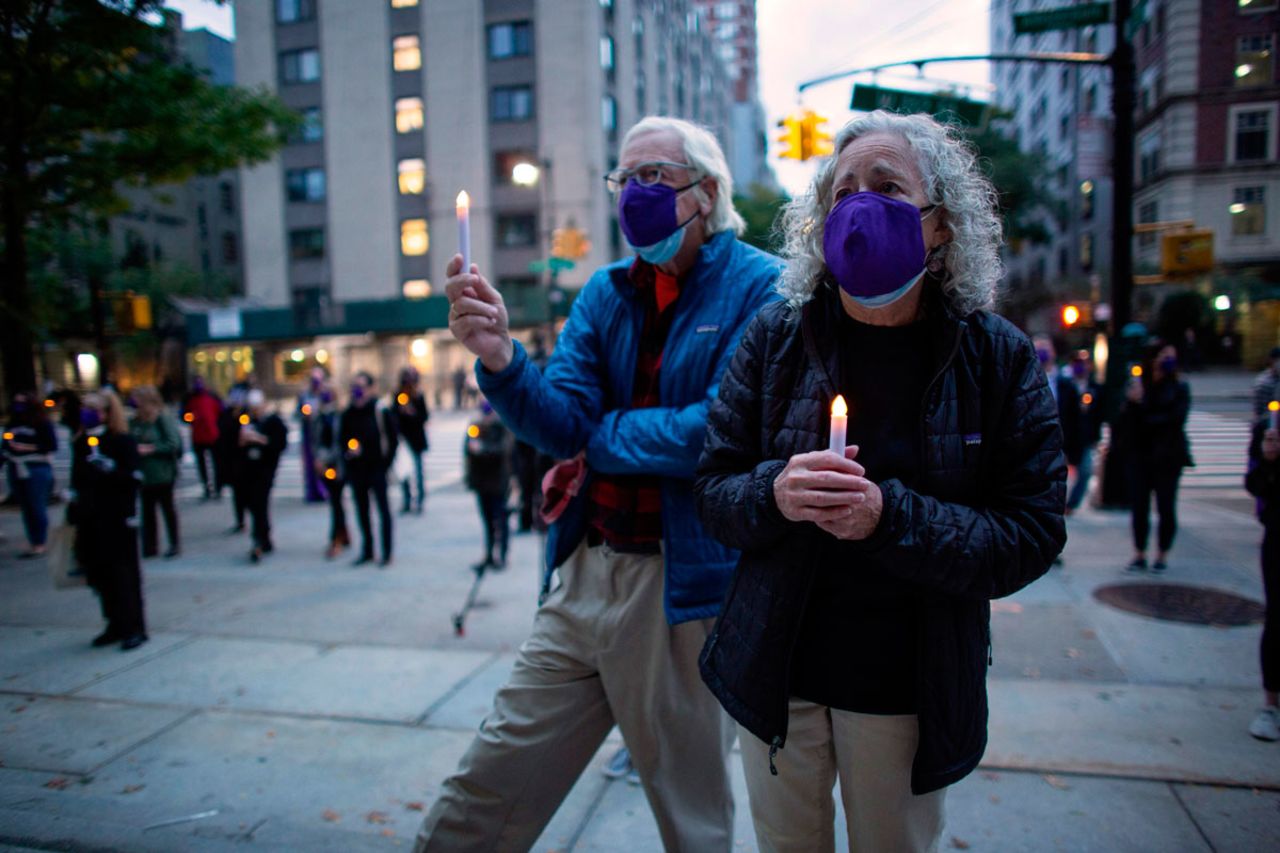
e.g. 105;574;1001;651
301;423;326;503
351;468;392;560
193;442;219;496
1129;463;1182;553
81;522;145;638
401;448;425;511
476;492;509;564
246;477;274;551
1263;529;1280;693
230;479;246;527
15;463;53;547
140;482;180;556
513;443;538;531
326;476;349;545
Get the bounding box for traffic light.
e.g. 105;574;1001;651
551;228;567;259
801;110;834;159
776;115;803;160
1061;304;1081;327
551;227;591;260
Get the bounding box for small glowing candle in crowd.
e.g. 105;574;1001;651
183;412;195;423
239;414;250;426
1081;393;1094;407
829;395;848;454
347;438;360;451
87;436;99;448
2;432;13;441
1130;365;1143;379
456;190;471;274
43;398;55;408
467;425;480;439
301;404;312;416
1270;400;1279;431
324;467;337;481
397;393;409;406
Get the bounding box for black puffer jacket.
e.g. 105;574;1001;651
694;281;1067;795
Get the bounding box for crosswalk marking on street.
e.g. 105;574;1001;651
1181;410;1252;504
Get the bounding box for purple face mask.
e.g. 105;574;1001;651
480;401;494;416
1071;361;1088;378
822;193;932;307
1158;356;1178;374
618;180;700;263
1036;348;1053;365
350;385;365;402
80;409;102;429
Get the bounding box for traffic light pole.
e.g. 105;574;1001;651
1109;0;1135;336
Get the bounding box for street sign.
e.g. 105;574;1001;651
1013;2;1111;35
528;258;576;275
1160;229;1214;275
850;84;988;125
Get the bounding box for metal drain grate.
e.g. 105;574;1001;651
1093;583;1265;627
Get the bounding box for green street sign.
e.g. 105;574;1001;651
527;260;548;274
529;258;577;275
850;84;988;126
1013;2;1111;35
1126;0;1149;41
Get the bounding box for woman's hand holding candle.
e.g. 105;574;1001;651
773;447;870;526
445;253;512;373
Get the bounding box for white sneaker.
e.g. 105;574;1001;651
1249;707;1279;742
602;746;633;779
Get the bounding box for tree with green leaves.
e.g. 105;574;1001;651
733;183;790;255
0;0;298;394
962;112;1061;249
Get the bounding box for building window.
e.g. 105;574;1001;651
1060;67;1070;92
1138;131;1161;182
600;35;615;71
401;219;429;255
219;181;234;213
276;0;315;24
222;232;238;264
1232;107;1274;161
397;159;426;195
402;279;431;298
717;1;737;16
1232;187;1266;235
395;97;424;133
1139;65;1162;112
391;0;419;7
393;35;422;71
602;95;617;132
289;228;325;260
1236;35;1274;87
1080;232;1094;271
1239;0;1279;10
491;86;534;122
280;48;320;84
495;214;537;248
488;21;532;59
296;106;323;143
1083;84;1097;114
1059;113;1070;141
494;151;538;186
286;168;325;202
1138;200;1158;248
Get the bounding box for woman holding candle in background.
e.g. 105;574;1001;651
1119;341;1192;574
695;111;1066;851
69;390;148;651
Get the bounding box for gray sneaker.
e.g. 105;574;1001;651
602;746;633;780
1249;707;1279;742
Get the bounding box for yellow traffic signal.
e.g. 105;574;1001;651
776;115;804;160
551;228;566;259
801;110;834;159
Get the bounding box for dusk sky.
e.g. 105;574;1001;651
163;0;994;196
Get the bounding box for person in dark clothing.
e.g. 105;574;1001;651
1247;417;1280;741
4;392;58;557
238;390;287;563
340;371;398;567
394;366;430;514
182;376;223;499
511;335;554;533
216;388;248;532
312;381;350;559
70;391;148;651
1120;342;1192;573
297;368;328;504
1066;351;1104;512
464;400;514;572
694;111;1066;850
129;385;182;558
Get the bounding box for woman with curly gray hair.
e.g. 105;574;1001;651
694;110;1067;851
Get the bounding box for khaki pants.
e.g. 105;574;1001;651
739;700;946;853
415;541;736;852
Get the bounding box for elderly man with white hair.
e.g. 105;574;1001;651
414;116;782;852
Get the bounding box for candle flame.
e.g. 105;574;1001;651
301;404;312;416
1130;365;1143;378
2;432;12;440
467;425;480;438
324;467;337;480
456;190;470;212
183;412;195;422
1270;401;1279;413
239;414;250;425
347;438;359;450
831;395;848;418
44;399;55;408
1081;393;1093;405
397;393;409;405
87;436;99;447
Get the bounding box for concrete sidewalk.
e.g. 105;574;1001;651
1;407;1278;851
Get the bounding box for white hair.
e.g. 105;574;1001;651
621;116;746;236
775;111;1003;315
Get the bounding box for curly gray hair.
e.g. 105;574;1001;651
775;111;1003;315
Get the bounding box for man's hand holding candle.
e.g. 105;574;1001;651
445;253;513;374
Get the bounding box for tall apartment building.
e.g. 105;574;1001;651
1132;0;1279;365
990;0;1116;329
202;0;740;397
693;0;774;190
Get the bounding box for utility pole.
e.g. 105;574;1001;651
1108;0;1135;336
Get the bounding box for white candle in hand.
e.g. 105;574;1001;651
829;394;848;454
456;190;471;275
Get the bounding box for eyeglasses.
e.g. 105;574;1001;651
604;161;700;192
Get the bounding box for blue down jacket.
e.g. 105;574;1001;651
477;230;783;624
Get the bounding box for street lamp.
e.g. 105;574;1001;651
511;161;540;187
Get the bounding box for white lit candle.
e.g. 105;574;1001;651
456;190;471;275
829;394;848;454
1269;400;1278;431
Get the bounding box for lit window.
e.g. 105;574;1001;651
402;279;431;299
488;21;532;59
398;159;426;195
1231;186;1266;236
401;219;429;256
391;0;419;7
1236;35;1273;87
1080;180;1095;222
286;167;325;202
395;97;424;133
393;35;422;72
1233;108;1273;161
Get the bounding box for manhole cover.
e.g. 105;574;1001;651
1093;583;1264;626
